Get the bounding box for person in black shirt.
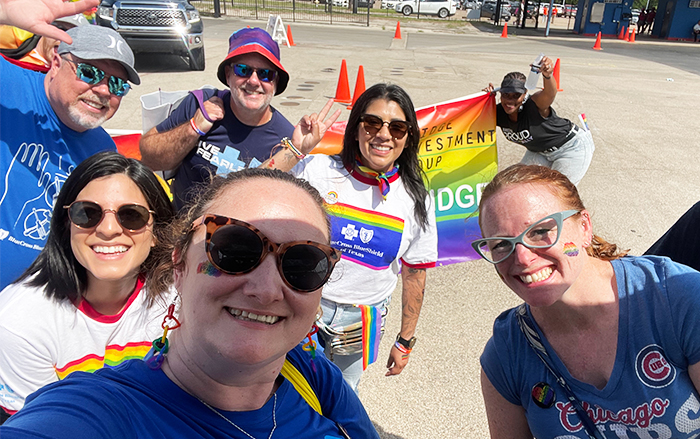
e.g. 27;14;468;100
484;56;595;185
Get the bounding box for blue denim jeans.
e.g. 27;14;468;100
318;296;391;393
521;128;595;186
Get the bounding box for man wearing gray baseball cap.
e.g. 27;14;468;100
0;23;140;290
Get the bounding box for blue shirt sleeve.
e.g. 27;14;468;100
661;258;700;366
480;309;523;406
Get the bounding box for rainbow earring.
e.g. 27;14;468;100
144;303;181;370
302;324;319;373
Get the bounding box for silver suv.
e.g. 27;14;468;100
97;0;205;71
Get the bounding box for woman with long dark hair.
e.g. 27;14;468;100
0;151;174;421
270;83;438;392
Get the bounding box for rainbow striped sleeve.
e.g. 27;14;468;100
54;341;153;380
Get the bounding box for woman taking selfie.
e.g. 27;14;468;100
473;164;700;438
0;151;174;421
269;83;438;392
1;168;379;438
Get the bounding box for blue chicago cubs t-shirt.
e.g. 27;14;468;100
481;256;700;438
156;88;294;210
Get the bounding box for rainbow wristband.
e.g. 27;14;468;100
394;341;412;355
281;137;305;160
189;118;206;136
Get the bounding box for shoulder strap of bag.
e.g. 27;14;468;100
516;304;606;439
281;358;323;416
189;89;228;124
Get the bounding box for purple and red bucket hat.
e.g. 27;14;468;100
217;27;289;95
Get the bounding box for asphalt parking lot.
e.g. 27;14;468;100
104;17;700;437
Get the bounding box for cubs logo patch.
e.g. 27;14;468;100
635;344;676;388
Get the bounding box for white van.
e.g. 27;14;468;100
395;0;458;17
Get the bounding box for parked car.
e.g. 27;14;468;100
395;0;458;17
460;0;481;9
480;0;511;21
563;4;576;16
382;0;400;8
97;0;204;71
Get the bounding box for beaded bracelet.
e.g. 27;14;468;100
394;341;412;355
189;118;206;136
281;137;305;160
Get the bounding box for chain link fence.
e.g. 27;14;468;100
192;0;372;25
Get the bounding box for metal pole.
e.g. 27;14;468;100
544;0;553;35
214;0;221;17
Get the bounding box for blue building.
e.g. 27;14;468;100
572;0;700;40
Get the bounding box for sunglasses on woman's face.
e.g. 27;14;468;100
63;57;131;97
230;63;277;83
194;214;341;293
471;210;580;264
360;114;410;139
64;201;154;231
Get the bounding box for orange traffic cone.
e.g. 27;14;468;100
553;58;563;92
624;26;630;41
334;59;352;104
629;28;636;43
592;31;602;50
394;21;402;39
618;28;625;39
501;22;508;38
287;25;296;46
348;65;366;110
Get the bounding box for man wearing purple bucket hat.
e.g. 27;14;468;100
140;27;295;210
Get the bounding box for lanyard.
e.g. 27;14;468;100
516;304;606;439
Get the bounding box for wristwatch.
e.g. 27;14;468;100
396;333;417;349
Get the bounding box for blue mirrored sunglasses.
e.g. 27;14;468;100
231;63;277;83
64;58;131;97
472;209;580;264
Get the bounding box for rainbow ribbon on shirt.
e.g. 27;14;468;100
358;304;382;370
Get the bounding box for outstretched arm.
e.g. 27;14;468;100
386;267;426;376
529;55;557;117
0;0;99;43
139;97;225;172
262;99;341;172
481;369;533;439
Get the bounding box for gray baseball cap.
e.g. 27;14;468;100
53;14;89;29
57;25;140;85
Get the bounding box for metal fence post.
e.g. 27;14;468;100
214;0;221;17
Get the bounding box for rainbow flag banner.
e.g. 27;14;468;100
115;92;497;265
417;92;498;265
358;304;382;370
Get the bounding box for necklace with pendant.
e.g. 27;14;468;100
199;393;277;439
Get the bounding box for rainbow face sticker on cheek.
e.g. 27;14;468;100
197;261;223;277
563;242;579;257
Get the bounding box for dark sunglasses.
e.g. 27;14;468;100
360;114;410;139
472;210;580;264
64;201;154;231
63;58;131;97
194;214;341;293
231;63;277;83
